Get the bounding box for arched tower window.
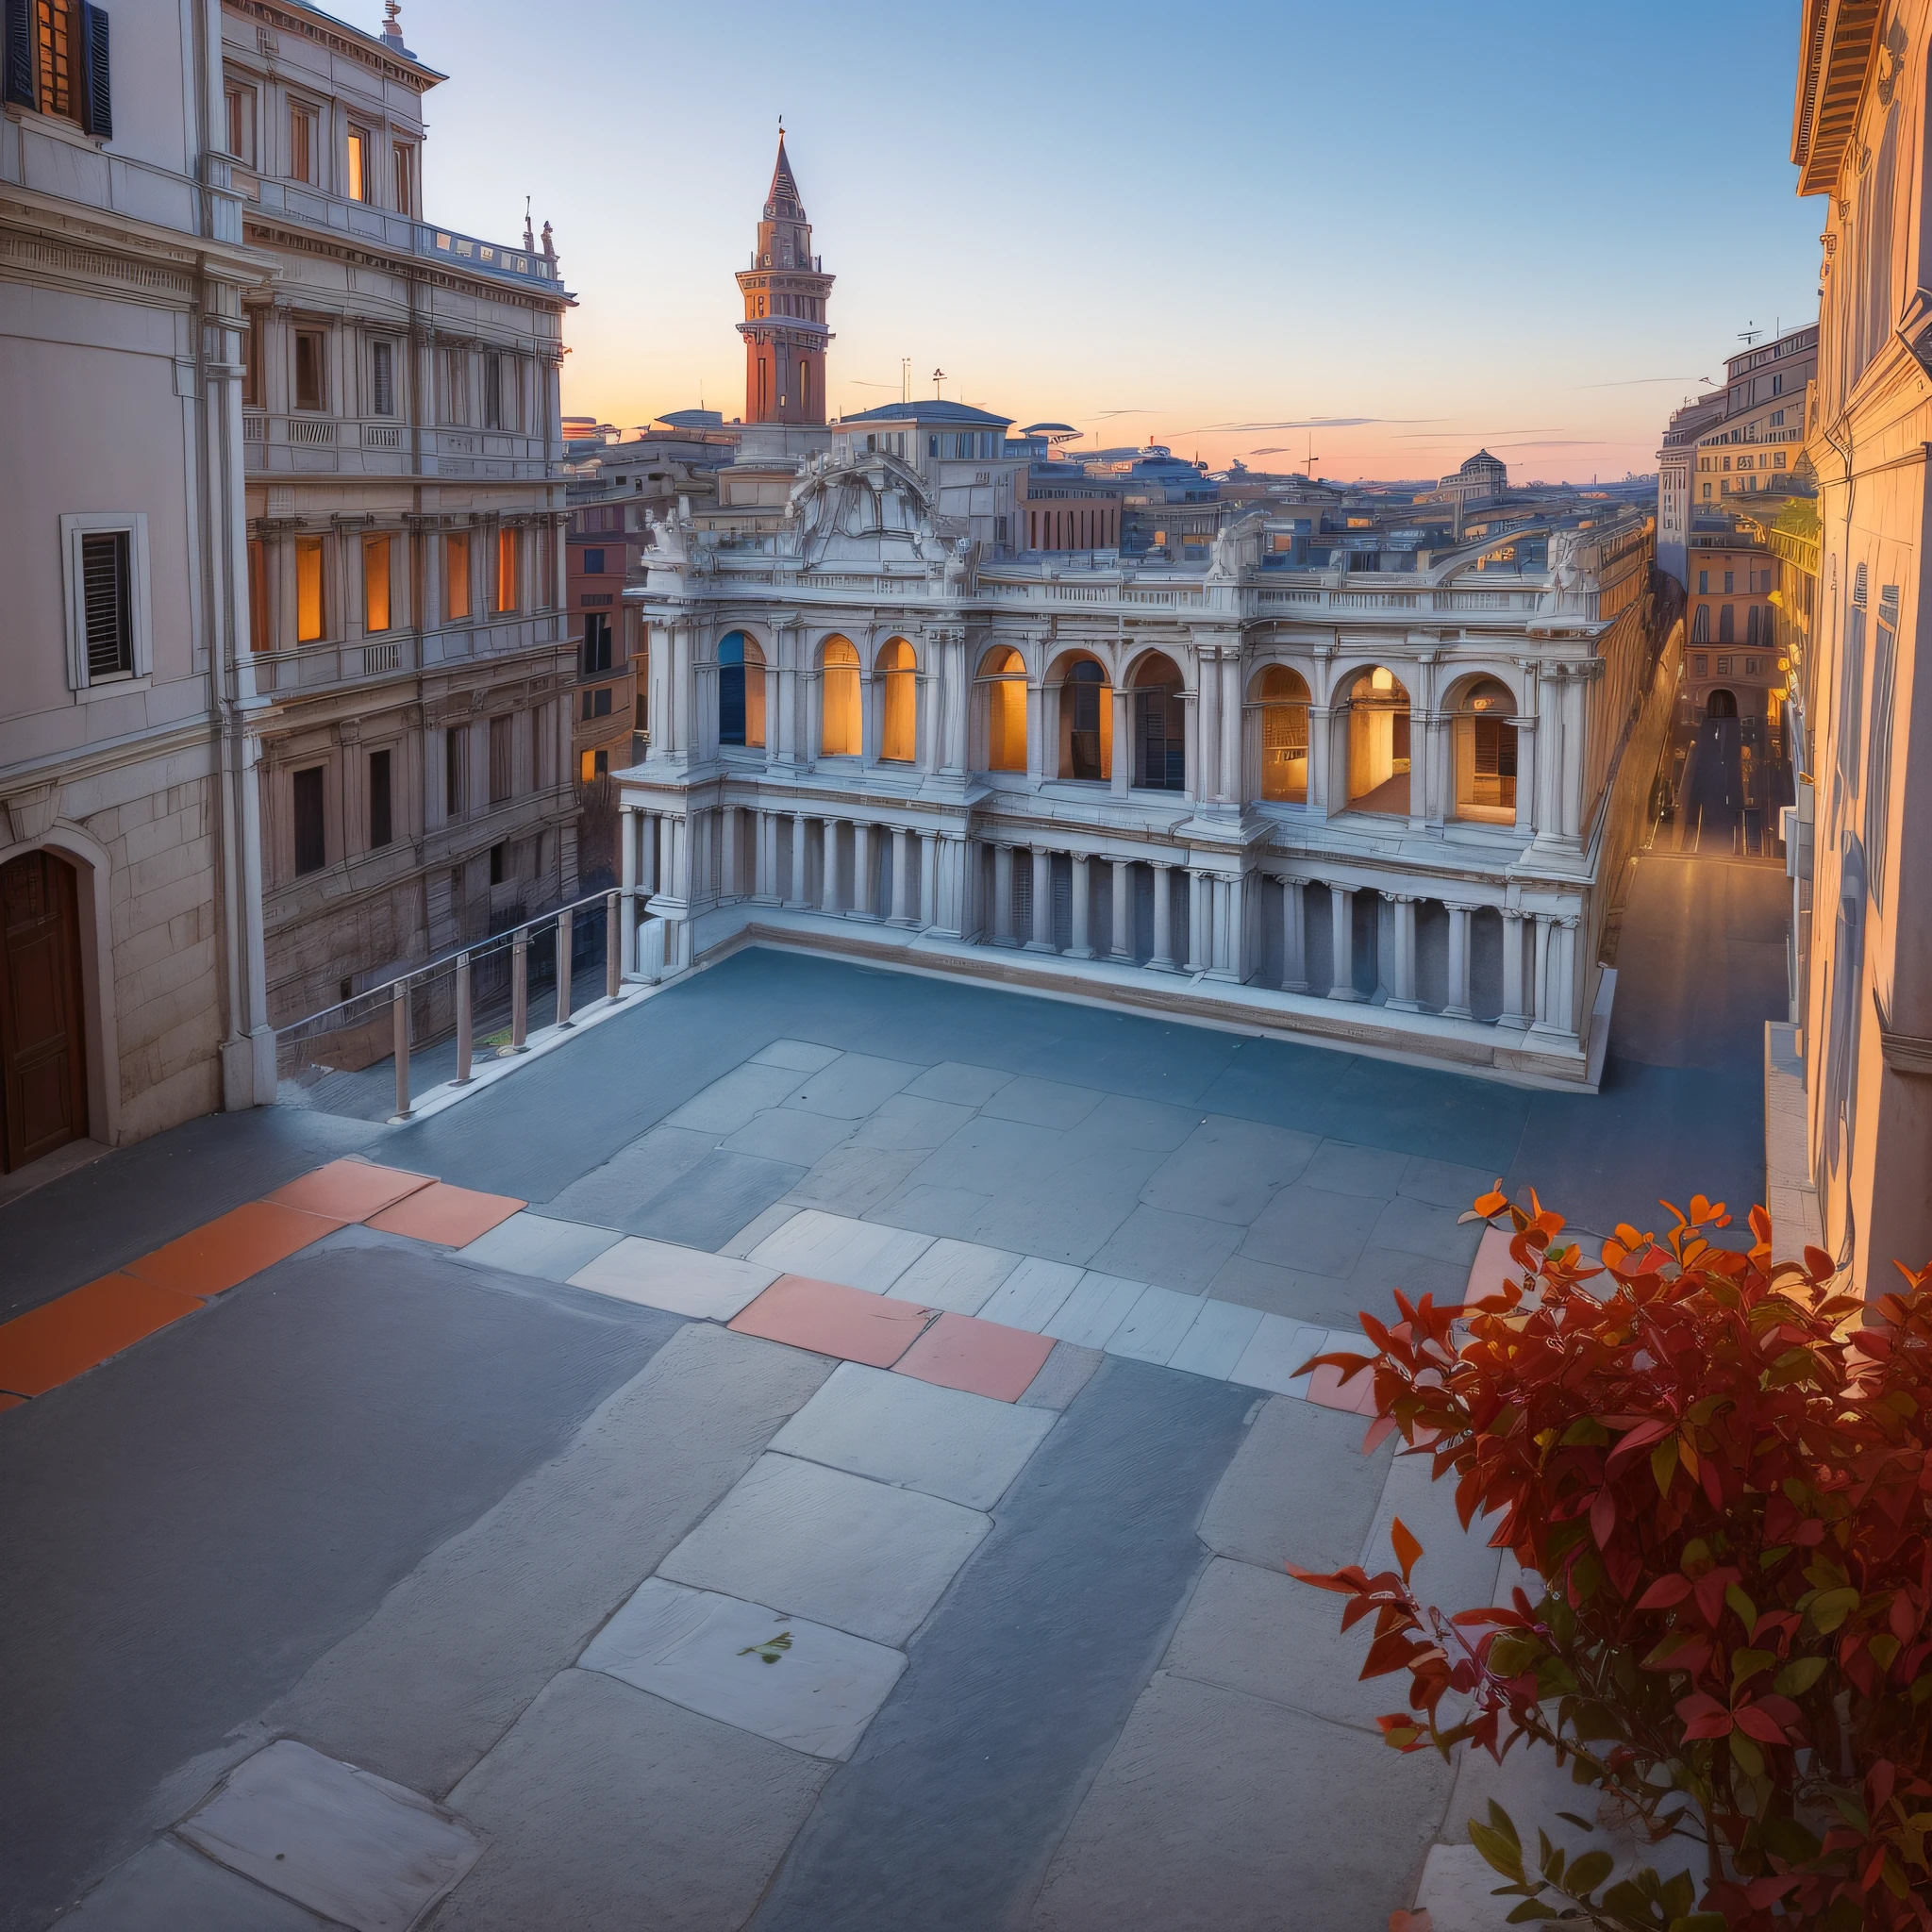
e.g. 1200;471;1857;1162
1345;666;1411;814
1059;658;1110;780
979;646;1027;772
878;639;916;762
1452;677;1516;821
717;631;766;749
1254;665;1309;803
820;637;860;755
1132;654;1186;790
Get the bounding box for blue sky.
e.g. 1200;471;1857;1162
367;0;1822;481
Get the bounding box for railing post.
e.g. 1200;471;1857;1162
455;951;474;1083
606;891;620;1001
391;978;413;1120
556;907;575;1027
510;932;529;1052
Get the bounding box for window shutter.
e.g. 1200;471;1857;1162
78;3;111;138
3;0;37;109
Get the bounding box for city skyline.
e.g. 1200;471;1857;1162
362;0;1819;480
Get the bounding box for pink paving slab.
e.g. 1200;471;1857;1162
728;1274;935;1369
892;1311;1056;1404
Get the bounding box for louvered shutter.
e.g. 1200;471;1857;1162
3;0;36;110
78;2;111;138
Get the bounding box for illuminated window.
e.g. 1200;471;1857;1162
1346;666;1410;811
347;126;370;202
1060;658;1110;780
980;645;1027;772
719;631;767;749
820;637;860;755
878;639;916;761
362;534;391;633
444;532;471;620
294;535;324;641
1254;664;1308;803
34;0;75;121
1454;677;1517;820
495;527;519;611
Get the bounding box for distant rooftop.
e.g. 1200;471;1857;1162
838;401;1014;427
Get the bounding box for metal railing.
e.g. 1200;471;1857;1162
274;889;625;1121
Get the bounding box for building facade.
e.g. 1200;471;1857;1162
1786;0;1932;1296
225;1;576;1021
616;465;1676;1091
2;0;281;1174
1684;523;1786;724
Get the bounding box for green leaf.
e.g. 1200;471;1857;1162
1565;1849;1614;1895
1774;1657;1828;1697
1810;1586;1860;1634
1555;1811;1596;1833
1505;1905;1559;1924
1730;1731;1764;1779
1666;1917;1729;1932
1560;1417;1610;1445
1724;1583;1758;1630
1730;1647;1778;1688
1471;1821;1527;1883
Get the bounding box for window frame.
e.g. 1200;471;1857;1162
392;142;416;216
369;337;395;417
288;98;318;184
224;76;257;165
346;124;370;202
367;746;393;850
293;326;327;413
291;765;327;876
59;511;151;695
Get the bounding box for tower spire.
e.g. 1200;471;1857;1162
736;129;835;426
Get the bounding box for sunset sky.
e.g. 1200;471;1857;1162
363;0;1821;483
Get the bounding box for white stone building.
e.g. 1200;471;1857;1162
1;0;279;1175
617;458;1678;1090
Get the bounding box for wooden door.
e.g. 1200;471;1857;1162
0;851;89;1173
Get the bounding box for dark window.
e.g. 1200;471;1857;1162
484;353;502;430
79;529;132;679
581;612;611;675
294;329;325;411
1134;685;1185;790
591;687;612;718
582;548;605;575
368;748;391;850
489;841;505;886
371;340;393;417
718;630;746;746
242;309;264;408
1719;605;1734;644
1068;659;1104;781
489;714;511;803
292;766;325;874
444;725;463;816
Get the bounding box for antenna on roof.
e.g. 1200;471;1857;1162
1739;321;1762;346
902;358;910;406
932;368;946;399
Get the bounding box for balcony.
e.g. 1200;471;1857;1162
242;416;554;480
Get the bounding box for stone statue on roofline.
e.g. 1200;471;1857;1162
1207;509;1267;584
1542;528;1591;613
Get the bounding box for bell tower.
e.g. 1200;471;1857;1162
736;129;834;426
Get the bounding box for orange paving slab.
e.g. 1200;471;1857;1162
265;1159;435;1223
728;1274;935;1369
367;1181;525;1247
893;1311;1056;1404
0;1274;205;1397
122;1201;343;1299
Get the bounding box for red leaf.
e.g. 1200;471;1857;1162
1635;1574;1693;1611
1590;1486;1616;1549
1733;1703;1790;1746
1391;1517;1424;1585
1362;1413;1398;1456
1605;1417;1674;1476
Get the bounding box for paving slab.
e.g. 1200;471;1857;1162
0;1274;205;1397
1016;1340;1104;1410
1166;1296;1264;1379
177;1740;480;1932
978;1074;1104;1130
453;1211;620;1283
976;1255;1083;1331
1361;1445;1506;1619
1086;1202;1244;1292
1138;1115;1319;1224
1200;1391;1395;1574
1300;1139;1408;1199
771;1362;1055;1507
1028;1673;1447;1931
894;1309;1058;1403
864;1179;992;1242
718;1108;856;1167
885;1236;1019;1312
846;1092;976;1151
578;1577;906;1761
658;1452;990;1645
901;1059;1015;1107
1226;1312;1330;1394
728;1274;935;1367
262;1323;828;1798
779;1051;922;1119
664;1062;808;1135
1241;1180;1383;1276
625;1150;807;1249
60;1837;334;1931
1373;1191;1487;1264
1058;1093;1204;1155
567;1238;777;1321
969;1174;1137;1268
540;1124;716;1228
436;1668;832;1931
1400;1153;1501;1209
1105;1285;1207;1365
788;1144;927;1216
747;1208;933;1291
1041;1271;1145;1349
905;1114;1064;1194
265;1161;434;1223
750;1039;842;1073
366;1183;524;1249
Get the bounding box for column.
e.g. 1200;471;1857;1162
1220;653;1241;808
620;806;641;970
1184;870;1208;974
720;806;741;900
890;827;915;926
1442;903;1474;1021
1512;711;1538;834
1531;912;1554;1026
1110;688;1132;798
1068;853;1094;959
1209;874;1246;981
758;810;781;902
1194;653;1221;803
1279;876;1308;992
823;817;843;913
1306;704;1335;820
852;822;874;918
1149;861;1175;970
1025;678;1046;782
918;830;938;927
1560;674;1588;843
1499;909;1531;1028
992;843;1017;945
788;808;809;908
1529;916;1579;1041
1024;845;1056;952
1386;894;1422;1011
1328;883;1362;1000
1109;858;1134;959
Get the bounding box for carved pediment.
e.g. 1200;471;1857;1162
788;451;947;570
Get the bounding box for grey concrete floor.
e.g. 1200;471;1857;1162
0;834;1785;1929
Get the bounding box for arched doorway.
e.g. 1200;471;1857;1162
1452;676;1518;823
1058;657;1110;781
1;850;89;1173
717;631;766;748
1252;665;1309;802
1705;688;1738;719
1132;653;1186;790
978;645;1027;772
1345;666;1411;814
877;639;916;762
819;636;861;755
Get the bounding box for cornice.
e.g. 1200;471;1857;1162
0;190;274;297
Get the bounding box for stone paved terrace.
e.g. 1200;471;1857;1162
0;848;1789;1930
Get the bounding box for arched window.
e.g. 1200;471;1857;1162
1254;665;1308;803
979;645;1027;772
820;636;860;756
1346;666;1410;814
1452;676;1516;822
1059;658;1110;780
718;631;766;748
1132;654;1186;790
878;638;916;762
